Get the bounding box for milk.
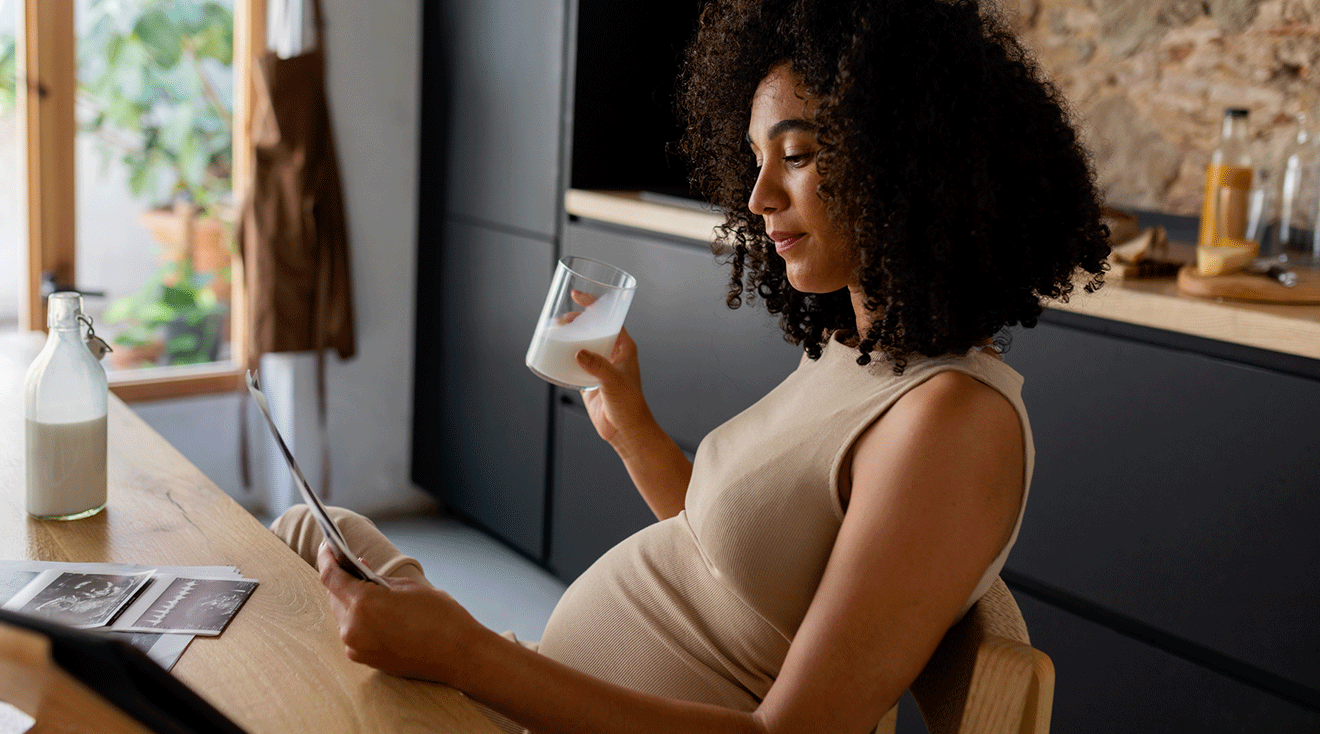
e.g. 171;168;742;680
26;416;108;519
526;327;620;389
526;259;635;389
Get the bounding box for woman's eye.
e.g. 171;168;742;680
783;151;815;167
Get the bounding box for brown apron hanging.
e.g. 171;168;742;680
237;0;355;497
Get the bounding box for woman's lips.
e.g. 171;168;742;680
771;232;805;254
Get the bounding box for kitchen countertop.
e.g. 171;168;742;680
566;189;1320;363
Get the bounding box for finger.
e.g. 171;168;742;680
570;289;599;308
317;541;357;595
611;327;636;361
574;346;612;379
556;310;584;326
575;346;624;391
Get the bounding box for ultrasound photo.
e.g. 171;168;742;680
123;578;258;635
16;572;151;628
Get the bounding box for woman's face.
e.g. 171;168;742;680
746;64;856;294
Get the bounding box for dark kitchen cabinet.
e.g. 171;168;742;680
1015;592;1320;731
438;0;567;238
548;397;656;581
1000;317;1320;728
413;0;567;559
419;219;553;559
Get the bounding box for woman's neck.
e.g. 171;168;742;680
849;285;872;337
845;285;997;358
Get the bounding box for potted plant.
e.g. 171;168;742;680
104;260;228;368
81;0;235;213
80;1;237;353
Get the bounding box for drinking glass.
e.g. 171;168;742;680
525;257;636;390
1279;128;1320;266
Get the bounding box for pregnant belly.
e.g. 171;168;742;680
537;514;788;710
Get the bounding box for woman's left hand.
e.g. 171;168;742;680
316;542;485;683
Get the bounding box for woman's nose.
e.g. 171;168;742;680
747;167;786;215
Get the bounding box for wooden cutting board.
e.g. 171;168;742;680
1177;265;1320;304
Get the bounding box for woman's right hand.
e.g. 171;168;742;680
317;542;484;685
574;327;654;448
575;327;693;519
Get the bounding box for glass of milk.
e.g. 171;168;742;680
525;257;636;390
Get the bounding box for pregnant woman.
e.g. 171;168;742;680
274;0;1108;731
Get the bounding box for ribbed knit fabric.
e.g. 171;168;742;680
271;504;428;584
534;337;1035;713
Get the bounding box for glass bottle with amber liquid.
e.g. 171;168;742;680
1199;108;1253;247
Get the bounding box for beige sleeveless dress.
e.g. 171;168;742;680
532;337;1035;713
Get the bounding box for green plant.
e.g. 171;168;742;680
104;260;228;365
1;2;234;204
79;0;235;213
0;34;16;117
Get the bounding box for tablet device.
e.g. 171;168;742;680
246;371;391;588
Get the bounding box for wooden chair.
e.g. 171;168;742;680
876;577;1054;734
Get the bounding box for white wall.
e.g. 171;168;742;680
135;0;434;519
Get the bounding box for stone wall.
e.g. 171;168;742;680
1004;0;1320;215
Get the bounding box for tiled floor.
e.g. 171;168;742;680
373;513;567;642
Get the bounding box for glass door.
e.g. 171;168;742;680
5;0;262;400
77;0;236;373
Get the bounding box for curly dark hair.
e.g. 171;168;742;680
677;0;1109;371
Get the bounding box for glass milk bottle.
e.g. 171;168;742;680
1198;108;1253;247
25;292;109;520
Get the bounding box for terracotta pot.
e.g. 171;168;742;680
109;340;164;371
138;204;234;303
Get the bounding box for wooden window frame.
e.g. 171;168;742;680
21;0;266;402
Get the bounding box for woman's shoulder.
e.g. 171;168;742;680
858;356;1024;476
894;365;1020;428
843;362;1026;522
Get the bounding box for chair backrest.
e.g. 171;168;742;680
878;577;1054;734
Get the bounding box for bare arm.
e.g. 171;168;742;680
575;328;692;520
755;370;1025;731
317;370;1023;734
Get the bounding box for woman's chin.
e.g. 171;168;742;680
784;270;847;295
